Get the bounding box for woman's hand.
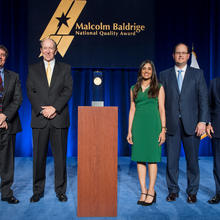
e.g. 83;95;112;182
158;131;166;146
127;132;133;145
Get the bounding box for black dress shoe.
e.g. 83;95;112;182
30;193;44;203
142;192;157;206
166;193;179;202
137;192;147;205
57;193;68;202
187;194;197;203
208;195;220;204
2;196;19;204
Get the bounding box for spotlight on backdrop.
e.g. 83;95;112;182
92;71;104;107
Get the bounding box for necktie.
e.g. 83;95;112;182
177;70;183;92
46;62;52;86
0;73;3;112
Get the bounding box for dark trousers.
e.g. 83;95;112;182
32;125;68;195
0;129;15;198
212;138;220;195
166;118;200;195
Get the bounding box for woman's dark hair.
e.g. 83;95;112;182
133;60;160;100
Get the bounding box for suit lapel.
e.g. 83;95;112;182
49;61;59;89
2;69;11;100
39;61;50;88
170;68;179;94
180;65;190;95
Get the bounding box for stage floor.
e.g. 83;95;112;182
0;157;219;220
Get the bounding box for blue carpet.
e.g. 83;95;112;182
0;157;220;220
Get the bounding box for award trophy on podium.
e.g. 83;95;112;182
91;71;104;107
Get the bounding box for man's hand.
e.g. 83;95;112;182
195;122;206;136
41;106;56;118
49;112;57;119
0;121;8;129
206;124;214;138
0;113;7;125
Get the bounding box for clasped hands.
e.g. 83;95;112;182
0;113;8;129
41;106;57;119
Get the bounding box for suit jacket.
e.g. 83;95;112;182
209;77;220;138
159;66;209;135
2;69;22;134
26;61;73;129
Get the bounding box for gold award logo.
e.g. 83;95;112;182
40;0;87;57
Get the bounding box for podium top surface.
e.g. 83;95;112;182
78;106;118;110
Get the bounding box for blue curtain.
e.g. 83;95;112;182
0;0;220;156
66;68;137;157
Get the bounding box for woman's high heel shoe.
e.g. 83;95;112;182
137;192;147;205
142;192;156;206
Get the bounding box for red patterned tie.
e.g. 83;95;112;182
0;74;3;112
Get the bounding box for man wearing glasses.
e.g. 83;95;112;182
0;45;22;204
159;43;209;203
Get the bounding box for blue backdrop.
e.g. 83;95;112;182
0;0;220;156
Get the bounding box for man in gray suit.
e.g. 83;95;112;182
159;43;209;203
27;38;73;202
0;45;22;204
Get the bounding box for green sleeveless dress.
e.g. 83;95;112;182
131;85;162;162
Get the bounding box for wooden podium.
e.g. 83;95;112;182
77;107;118;217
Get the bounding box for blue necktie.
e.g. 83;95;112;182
177;70;183;92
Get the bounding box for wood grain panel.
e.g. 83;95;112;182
77;107;118;217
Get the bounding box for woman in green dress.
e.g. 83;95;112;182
127;60;166;206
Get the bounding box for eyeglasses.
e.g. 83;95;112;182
175;52;188;55
0;53;6;58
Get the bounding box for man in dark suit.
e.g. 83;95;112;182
0;45;22;204
27;38;73;202
159;43;209;203
207;77;220;204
